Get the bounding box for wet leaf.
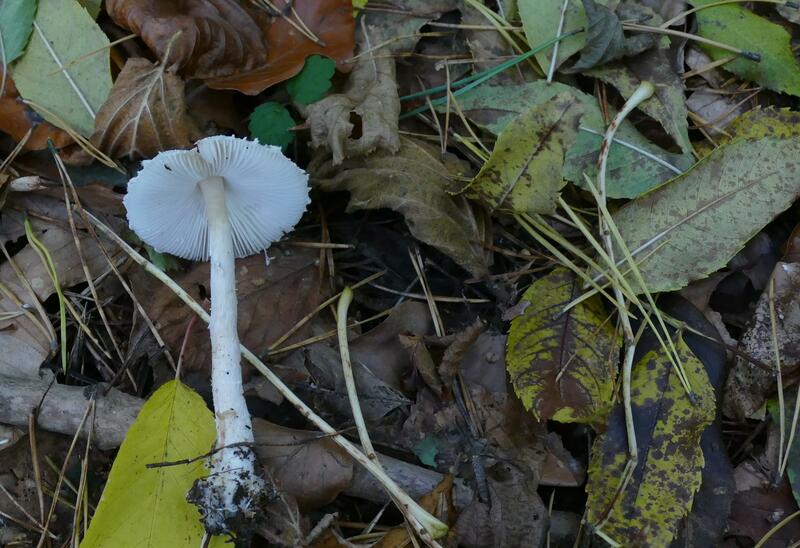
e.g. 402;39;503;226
0;0;36;63
588;47;692;153
506;268;618;424
90;58;200;159
312;137;491;277
724;262;800;420
0;75;72;150
286;55;336;105
566;0;656;72
612;137;800;293
586;337;716;546
307;56;400;165
518;0;614;74
449;81;692;199
252;419;354;510
691;0;800;97
470;91;584;215
133;248;324;374
82;380;216;547
12;0;112;137
248;102;296;150
107;0;355;95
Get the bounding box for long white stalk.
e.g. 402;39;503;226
191;177;267;535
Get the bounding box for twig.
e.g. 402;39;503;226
547;0;569;83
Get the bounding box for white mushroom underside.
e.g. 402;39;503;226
124;135;310;261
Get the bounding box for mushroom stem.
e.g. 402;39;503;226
189;176;270;536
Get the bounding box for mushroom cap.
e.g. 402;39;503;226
123;135;310;261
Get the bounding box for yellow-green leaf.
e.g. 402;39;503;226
82;380;216;548
586;337;716;546
12;0;112;136
691;0;800;97
506;268;618;424
470;91;583;215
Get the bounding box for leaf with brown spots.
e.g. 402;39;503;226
506;268;618;425
469;91;583;215
585;336;716;546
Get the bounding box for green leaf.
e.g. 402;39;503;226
612;136;800;294
286;55;336;105
82;380;217;548
448;81;693;199
0;0;36;63
77;0;100;17
312;137;491;277
720;106;800;142
518;0;614;74
413;436;439;467
566;0;655;72
470;91;583;215
691;0;800;96
248;102;296;150
11;0;111;137
586;337;716;546
506;268;618;424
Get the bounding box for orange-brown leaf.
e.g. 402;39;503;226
0;76;72;150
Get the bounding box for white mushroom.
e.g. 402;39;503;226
124;135;310;535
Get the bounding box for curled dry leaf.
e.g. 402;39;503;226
90;58;201;159
106;0;355;95
307;56;401;165
0;75;72;150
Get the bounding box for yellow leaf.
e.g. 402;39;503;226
82;380;216;547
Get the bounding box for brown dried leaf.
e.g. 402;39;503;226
253;419;354;510
307;56;400;165
90;58;200;159
106;0;355;95
0;75;72;150
134;247;325;374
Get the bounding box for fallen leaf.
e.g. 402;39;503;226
718;106;800;142
90;57;200;159
82;380;216;547
312;137;492;277
449;80;693;199
686;88;747;136
724;262;800;420
691;0;800;97
0;0;36;63
252;419;354;510
588;47;692;153
286;55;336;105
611;136;800;293
585;336;716;546
307;56;400;165
12;0;112;137
358;0;458;55
518;0;615;74
0;75;72;150
566;0;656;73
506;268;618;424
248;102;296;150
107;0;355;95
134;247;324;374
470;91;584;215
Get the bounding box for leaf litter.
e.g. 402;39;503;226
5;0;800;546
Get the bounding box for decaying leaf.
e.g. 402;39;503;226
470;92;583;215
106;0;355;95
692;0;800;97
82;380;216;547
718;106;800;142
506;268;618;424
90;58;200;159
12;0;112;137
134;247;324;374
253;419;354;510
0;75;72;150
450;81;693;199
358;0;458;55
586;337;716;546
612;136;800;293
307;56;400;165
312;137;491;277
723;262;800;420
686;88;747;137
